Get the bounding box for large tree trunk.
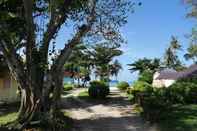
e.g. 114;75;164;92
7;70;64;130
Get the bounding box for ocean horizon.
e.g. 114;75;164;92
64;77;133;87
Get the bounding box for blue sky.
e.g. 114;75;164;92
116;0;196;82
56;0;196;82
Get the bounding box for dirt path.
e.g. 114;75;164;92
62;88;159;131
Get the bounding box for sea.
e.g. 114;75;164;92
64;77;133;87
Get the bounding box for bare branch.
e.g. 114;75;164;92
40;0;72;64
0;40;27;89
52;0;97;72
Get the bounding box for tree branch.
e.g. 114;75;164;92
51;0;97;72
40;0;72;64
22;0;35;55
52;25;91;71
0;40;27;89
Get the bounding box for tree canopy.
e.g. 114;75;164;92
0;0;138;130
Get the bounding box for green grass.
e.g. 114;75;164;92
158;104;197;131
0;112;18;126
78;90;89;97
64;84;74;91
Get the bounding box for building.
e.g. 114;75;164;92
152;64;197;88
0;55;19;102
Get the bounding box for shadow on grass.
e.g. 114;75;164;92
158;104;197;131
0;102;19;117
62;90;70;96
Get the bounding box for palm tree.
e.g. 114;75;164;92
128;58;160;74
184;28;197;64
110;60;122;80
184;43;197;64
163;36;183;70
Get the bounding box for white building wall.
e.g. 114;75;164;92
152;79;176;88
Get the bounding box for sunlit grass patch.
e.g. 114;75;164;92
78;90;88;97
159;104;197;131
0;112;18;126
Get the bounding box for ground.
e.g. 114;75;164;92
1;87;197;131
62;87;159;131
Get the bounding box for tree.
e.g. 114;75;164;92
184;43;197;63
110;60;122;80
128;58;161;74
0;0;136;129
184;28;197;64
64;44;92;86
90;43;123;82
185;0;197;64
163;36;183;70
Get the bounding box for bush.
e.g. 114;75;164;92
88;81;110;99
64;84;74;91
129;81;172;122
117;81;129;90
132;81;153;92
140;89;172;122
168;80;197;104
138;71;154;84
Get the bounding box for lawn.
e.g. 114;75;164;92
0;112;18;126
159;104;197;131
78;90;89;98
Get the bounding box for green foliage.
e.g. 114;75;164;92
158;104;197;131
92;43;123;81
77;91;89;100
138;71;154;84
117;81;129;90
130;78;197;122
88;81;110;99
163;36;183;70
168;79;197;104
0;112;18;126
140;89;172;122
132;81;153;92
64;83;74;91
128;58;160;74
184;28;197;64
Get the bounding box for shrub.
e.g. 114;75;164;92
140;89;172;122
64;84;74;91
127;81;153;104
88;81;110;99
132;78;197;122
168;80;197;104
131;81;153;98
129;81;172;122
138;71;154;84
117;81;129;90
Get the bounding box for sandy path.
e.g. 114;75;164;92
62;88;159;131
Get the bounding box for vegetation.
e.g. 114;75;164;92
138;71;154;84
184;28;197;64
0;112;18;126
91;43;123;82
88;81;110;99
128;58;160;74
129;77;197;122
117;81;130;90
64;44;92;87
158;104;197;131
0;0;135;129
63;83;74;91
163;36;184;70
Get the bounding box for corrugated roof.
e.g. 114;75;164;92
156;64;197;80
